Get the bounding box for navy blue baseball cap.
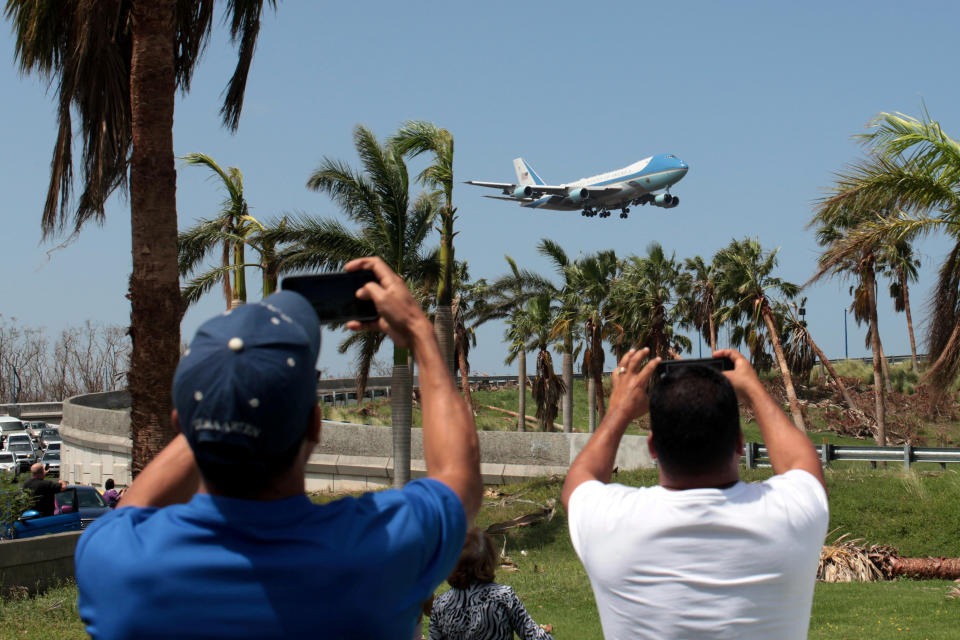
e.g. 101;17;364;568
173;291;321;464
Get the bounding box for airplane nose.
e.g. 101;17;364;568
679;160;689;171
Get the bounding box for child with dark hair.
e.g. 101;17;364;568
102;478;121;508
428;528;554;640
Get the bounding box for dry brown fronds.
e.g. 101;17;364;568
817;530;899;582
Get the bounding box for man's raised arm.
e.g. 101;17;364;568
561;348;660;511
715;349;826;491
346;257;482;521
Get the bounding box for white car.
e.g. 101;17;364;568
0;451;19;480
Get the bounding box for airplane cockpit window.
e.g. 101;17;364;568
665;154;676;159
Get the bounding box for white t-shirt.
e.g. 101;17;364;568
568;469;828;640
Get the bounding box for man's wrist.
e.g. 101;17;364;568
599;405;635;433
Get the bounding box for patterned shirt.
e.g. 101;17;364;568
429;582;554;640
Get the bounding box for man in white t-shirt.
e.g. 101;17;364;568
562;348;828;639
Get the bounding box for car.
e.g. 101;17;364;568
7;488;82;539
45;441;61;454
39;428;62;449
58;485;110;529
0;451;19;481
0;416;26;441
41;451;60;477
6;442;37;472
5;433;34;449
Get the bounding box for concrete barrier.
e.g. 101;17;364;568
59;392;655;492
0;531;81;594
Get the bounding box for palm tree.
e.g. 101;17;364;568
609;243;690;359
526;294;566;431
481;257;555;431
5;0;277;473
679;255;721;353
815;109;960;398
537;239;580;433
178;214;287;309
280;125;440;487
716;238;805;431
391;122;458;375
179;153;254;308
884;240;921;371
569;250;618;432
809;205;888;443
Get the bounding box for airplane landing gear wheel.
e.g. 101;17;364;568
620;212;627;219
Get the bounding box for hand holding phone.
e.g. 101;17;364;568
281;271;379;324
654;356;734;381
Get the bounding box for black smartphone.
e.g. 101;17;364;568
281;271;379;324
655;357;734;380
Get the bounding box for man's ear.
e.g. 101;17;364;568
647;433;658;460
172;410;181;433
735;429;745;457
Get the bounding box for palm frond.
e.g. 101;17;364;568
219;0;278;131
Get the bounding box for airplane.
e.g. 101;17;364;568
466;154;689;219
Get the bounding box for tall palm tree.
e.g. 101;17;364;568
569;250;618;432
5;0;277;473
180;153;253;308
279;125;440;487
815;109;960;398
884;239;921;371
679;255;721;352
481;256;555;430
809;204;888;443
391;122;458;375
537;239;580;433
178;214;287;309
716;238;805;431
609;243;690;359
525;294;566;431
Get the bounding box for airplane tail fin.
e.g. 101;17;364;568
513;157;545;186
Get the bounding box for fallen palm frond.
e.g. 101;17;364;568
817;530;895;582
484;499;556;536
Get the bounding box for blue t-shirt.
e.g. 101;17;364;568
75;478;466;639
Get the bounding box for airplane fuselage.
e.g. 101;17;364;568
524;154;688;211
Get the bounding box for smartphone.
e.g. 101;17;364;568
655;356;734;380
281;270;379;324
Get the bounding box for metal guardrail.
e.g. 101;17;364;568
744;442;960;470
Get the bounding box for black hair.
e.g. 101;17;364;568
104;478;115;490
649;364;740;476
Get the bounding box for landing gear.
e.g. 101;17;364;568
582;208;598;217
620;207;629;219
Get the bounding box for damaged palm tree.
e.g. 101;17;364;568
819;531;960;582
525;294;566;432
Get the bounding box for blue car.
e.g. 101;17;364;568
9;489;82;539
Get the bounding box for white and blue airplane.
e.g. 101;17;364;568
466;154;689;218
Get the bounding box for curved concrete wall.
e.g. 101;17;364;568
60;392;654;491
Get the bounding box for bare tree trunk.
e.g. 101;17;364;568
762;306;806;431
708;312;717;353
434;305;455;377
807;331;857;411
901;272;919;371
458;345;472;412
587;376;597;433
391;352;412;487
591;325;606;420
517;349;526;432
865;270;887;446
128;0;181;476
875;329;893;394
562;334;573;433
891;557;960;579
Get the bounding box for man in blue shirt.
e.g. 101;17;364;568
75;257;482;639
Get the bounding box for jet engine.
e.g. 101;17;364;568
513;185;534;198
654;193;676;208
566;187;589;203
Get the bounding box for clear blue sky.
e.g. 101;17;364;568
3;1;958;377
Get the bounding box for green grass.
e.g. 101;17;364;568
8;453;960;637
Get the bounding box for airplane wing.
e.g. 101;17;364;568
467;180;621;198
483;195;532;202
